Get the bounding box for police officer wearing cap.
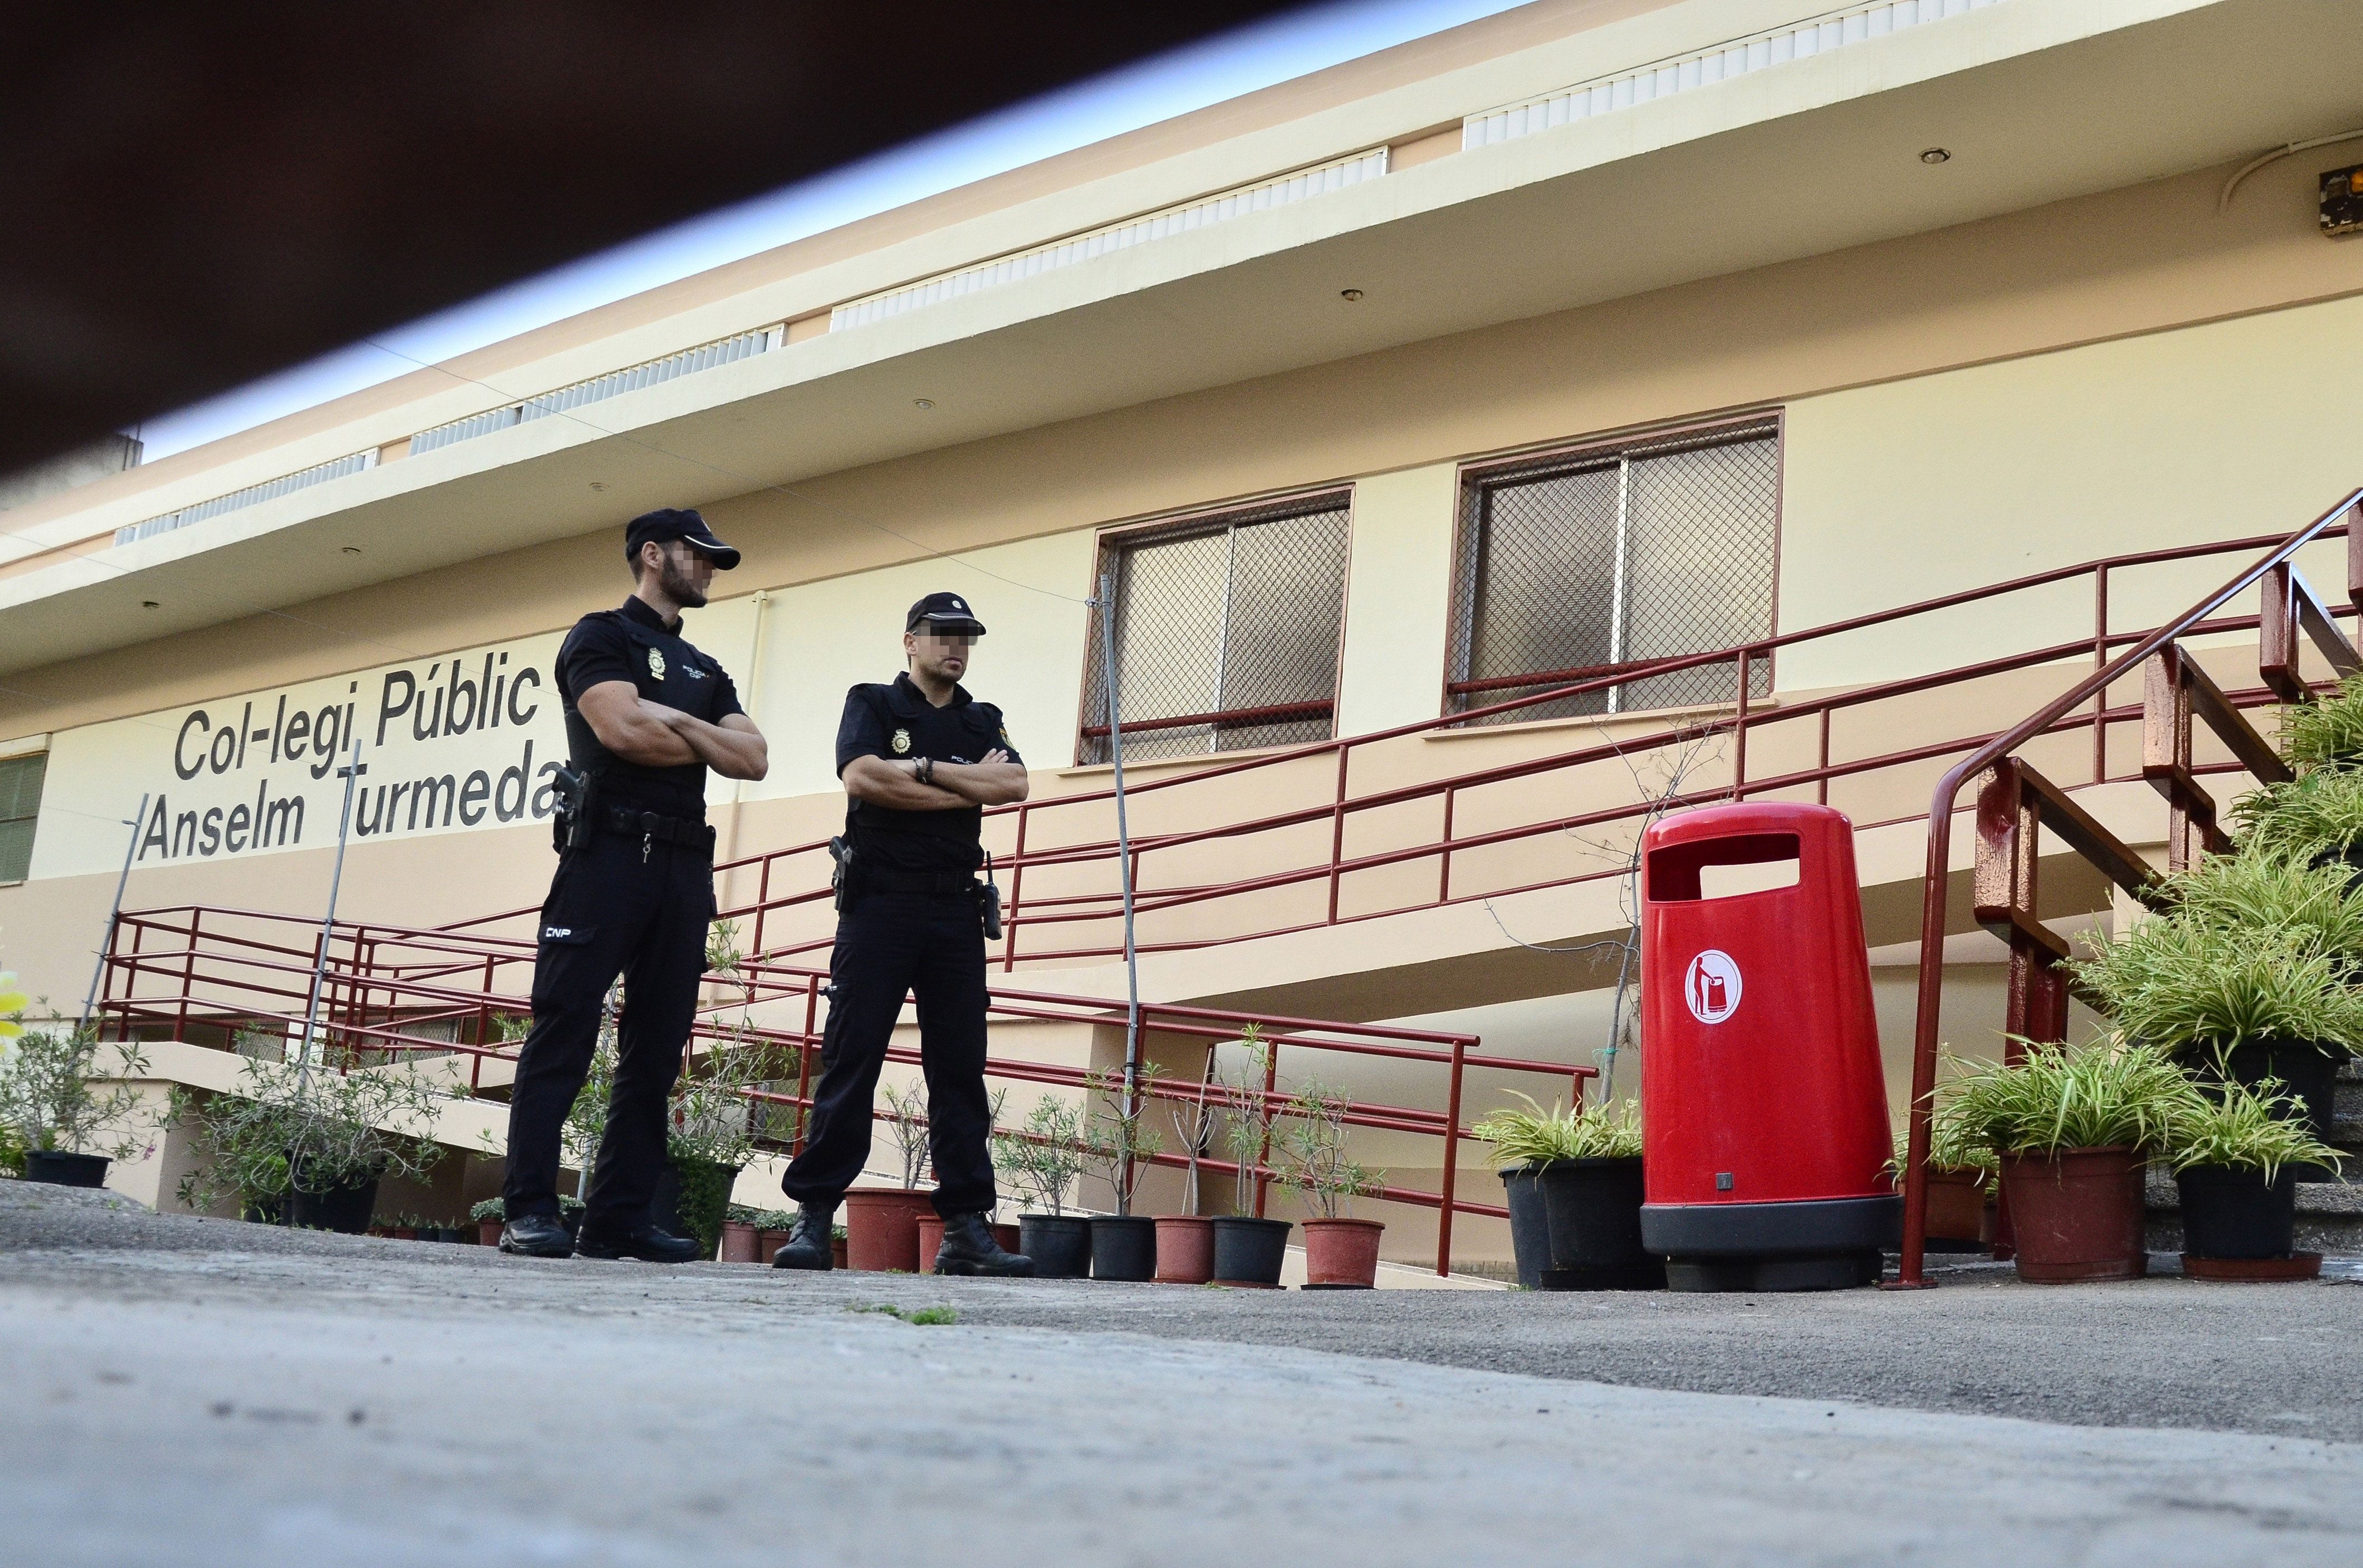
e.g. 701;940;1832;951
499;508;769;1260
771;592;1033;1275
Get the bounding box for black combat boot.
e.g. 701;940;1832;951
498;1212;574;1258
573;1220;704;1263
770;1202;837;1270
935;1212;1033;1277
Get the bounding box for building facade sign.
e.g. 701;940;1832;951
29;633;568;881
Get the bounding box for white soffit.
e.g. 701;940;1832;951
1464;0;2006;148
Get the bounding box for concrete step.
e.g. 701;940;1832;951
2144;1163;2363;1255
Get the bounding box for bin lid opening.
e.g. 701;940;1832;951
1647;833;1800;903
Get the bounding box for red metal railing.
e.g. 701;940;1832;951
1892;489;2363;1287
555;516;2363;981
95;903;1592;1275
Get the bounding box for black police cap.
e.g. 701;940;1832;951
625;508;740;570
906;591;986;635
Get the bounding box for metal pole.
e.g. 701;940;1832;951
78;793;150;1031
1097;573;1145;1217
298;735;365;1079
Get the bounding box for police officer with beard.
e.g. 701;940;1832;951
771;592;1032;1275
499;508;769;1260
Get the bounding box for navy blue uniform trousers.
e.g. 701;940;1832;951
503;829;712;1231
781;890;997;1217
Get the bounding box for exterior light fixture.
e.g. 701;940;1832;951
1919;147;1951;165
913;398;936;410
1340;288;1365;302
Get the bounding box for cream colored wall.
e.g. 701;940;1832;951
1780;293;2363;692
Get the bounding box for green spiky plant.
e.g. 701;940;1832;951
2276;671;2363;771
2165;1069;2345;1183
1471;1092;1644;1169
2066;916;2363;1061
1929;1037;2198;1161
2157;847;2363;959
2234;768;2363;862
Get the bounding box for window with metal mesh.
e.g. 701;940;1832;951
1446;419;1780;725
0;751;45;882
1080;492;1352;763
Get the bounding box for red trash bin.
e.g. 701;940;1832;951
1637;801;1897;1291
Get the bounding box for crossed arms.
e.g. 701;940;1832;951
577;681;769;781
841;750;1029;810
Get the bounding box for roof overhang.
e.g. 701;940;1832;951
6;0;2352;676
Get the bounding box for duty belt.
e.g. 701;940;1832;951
860;867;981;897
601;804;716;857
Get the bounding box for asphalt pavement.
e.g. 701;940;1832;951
5;1181;2360;1565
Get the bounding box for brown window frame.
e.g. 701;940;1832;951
1075;487;1356;766
1441;411;1784;726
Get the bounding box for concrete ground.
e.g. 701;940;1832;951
5;1182;2361;1566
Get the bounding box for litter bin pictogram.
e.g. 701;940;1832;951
1637;801;1897;1291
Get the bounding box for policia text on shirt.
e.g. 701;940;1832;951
498;508;769;1262
771;592;1035;1276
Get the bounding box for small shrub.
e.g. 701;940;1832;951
1471;1093;1643;1168
2166;1070;2345;1183
1930;1038;2197;1160
1273;1078;1380;1220
2235;768;2363;861
0;1019;158;1161
992;1094;1087;1216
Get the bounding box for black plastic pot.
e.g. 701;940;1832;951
23;1150;110;1188
1500;1167;1549;1289
1210;1215;1291;1288
1020;1214;1093;1278
2207;1038;2343;1178
287;1175;381;1234
1536;1156;1664;1290
652;1158;743;1255
1089;1215;1157;1282
2177;1164;2298;1260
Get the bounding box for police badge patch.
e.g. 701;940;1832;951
892;728;911;754
647;646;666;680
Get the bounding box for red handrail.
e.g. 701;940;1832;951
1893;488;2363;1288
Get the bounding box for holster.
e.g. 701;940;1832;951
828;834;858;914
550;764;600;854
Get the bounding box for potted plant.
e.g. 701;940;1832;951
656;1032;795;1256
1275;1079;1384;1288
1212;1026;1290;1288
2272;670;2363;775
173;1055;449;1232
470;1197;505;1246
1471;1094;1566;1288
1156;1055;1223;1284
751;1207;797;1261
1885;1122;1994;1253
1931;1038;2192;1283
0;1014;158;1188
1082;1064;1165;1282
2235;764;2363;877
2068;856;2363;1155
2165;1069;2344;1271
719;1203;762;1263
1481;1094;1656;1290
994;1094;1090;1278
843;1079;934;1271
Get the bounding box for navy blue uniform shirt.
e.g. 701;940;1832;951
835;672;1018;872
556;596;744;819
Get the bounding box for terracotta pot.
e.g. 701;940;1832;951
843;1189;931;1271
1300;1217;1385;1289
758;1227;788;1261
991;1222;1021;1258
1924;1169;1991;1251
1154;1216;1216;1284
391;1227;418;1242
719;1220;759;1264
1997;1148;2146;1283
477;1218;503;1247
916;1214;946;1270
831;1236;849;1269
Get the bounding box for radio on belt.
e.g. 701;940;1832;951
1637;801;1898;1292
